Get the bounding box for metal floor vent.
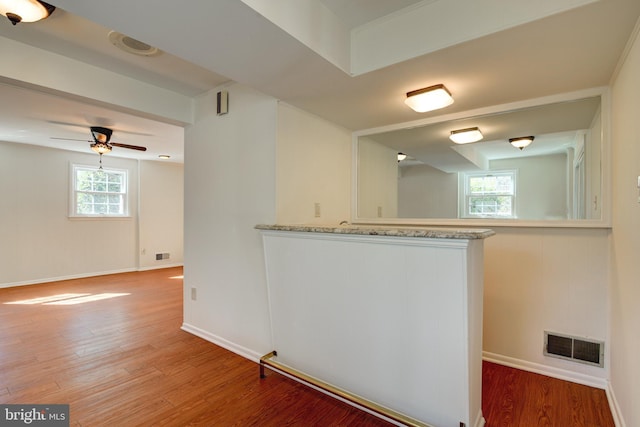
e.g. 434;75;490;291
544;332;604;367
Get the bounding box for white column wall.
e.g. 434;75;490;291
609;23;640;427
182;83;277;359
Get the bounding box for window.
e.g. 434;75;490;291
461;170;516;218
71;165;128;217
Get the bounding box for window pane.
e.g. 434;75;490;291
469;196;513;216
468;174;514;195
73;166;127;216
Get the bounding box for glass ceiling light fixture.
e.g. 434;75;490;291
404;84;454;113
91;142;111;169
509;136;535;150
0;0;55;25
449;127;483;144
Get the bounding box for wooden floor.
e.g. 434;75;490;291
0;268;614;426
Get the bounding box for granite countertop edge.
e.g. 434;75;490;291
255;224;495;240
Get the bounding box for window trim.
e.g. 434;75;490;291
459;170;517;219
69;163;130;218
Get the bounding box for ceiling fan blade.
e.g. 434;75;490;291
110;142;147;151
51;137;91;142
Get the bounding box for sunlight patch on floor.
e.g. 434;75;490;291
5;293;90;304
46;293;130;305
5;293;130;305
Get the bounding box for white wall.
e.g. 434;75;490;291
491;153;568;220
482;227;610;385
357;137;398;218
396;153;567;220
276;103;351;224
398;164;458;218
609;24;640;427
182;83;277;360
0;141;184;287
139;160;184;269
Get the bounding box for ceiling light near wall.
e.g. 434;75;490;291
449;127;483;144
397;153;407;162
509;136;535;150
404;84;454;113
0;0;55;25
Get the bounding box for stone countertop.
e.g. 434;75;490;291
255;224;495;240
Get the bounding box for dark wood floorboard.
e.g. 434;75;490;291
482;361;614;427
0;268;614;426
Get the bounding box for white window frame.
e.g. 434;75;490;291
459;170;517;219
70;164;129;218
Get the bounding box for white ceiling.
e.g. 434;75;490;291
0;0;638;163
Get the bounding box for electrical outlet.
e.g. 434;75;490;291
191;288;197;301
314;202;321;218
377;206;383;217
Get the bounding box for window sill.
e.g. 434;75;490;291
68;215;132;221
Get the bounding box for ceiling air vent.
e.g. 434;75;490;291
108;31;161;57
544;331;604;367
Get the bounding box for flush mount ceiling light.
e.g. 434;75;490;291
0;0;55;25
158;155;171;159
404;84;454;113
509;136;535;150
449;127;483;144
397;153;407;162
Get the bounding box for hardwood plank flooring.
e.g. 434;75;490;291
0;268;614;426
482;361;614;427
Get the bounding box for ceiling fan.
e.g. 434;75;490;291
52;126;147;168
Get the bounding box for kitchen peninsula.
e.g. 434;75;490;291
257;224;494;427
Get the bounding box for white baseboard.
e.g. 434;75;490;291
483;351;608;389
138;263;183;272
180;323;263;363
0;265;184;289
0;268;137;289
605;383;626;427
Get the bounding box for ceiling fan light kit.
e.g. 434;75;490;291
0;0;54;25
52;125;148;168
90;142;112;155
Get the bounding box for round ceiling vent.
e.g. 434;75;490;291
108;31;161;57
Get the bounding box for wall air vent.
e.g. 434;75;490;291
544;331;604;367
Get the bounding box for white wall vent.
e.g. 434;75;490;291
544;331;604;367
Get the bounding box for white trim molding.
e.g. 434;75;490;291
483;351;608;389
180;323;263;363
